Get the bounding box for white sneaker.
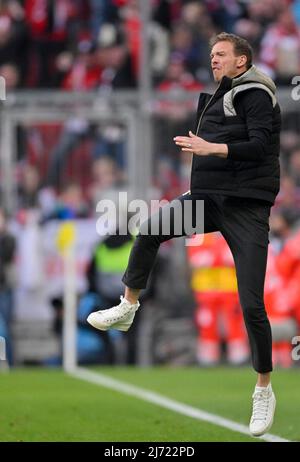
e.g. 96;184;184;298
87;296;140;332
249;384;276;436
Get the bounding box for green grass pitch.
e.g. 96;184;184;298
0;366;298;442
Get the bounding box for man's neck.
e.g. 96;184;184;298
232;67;249;79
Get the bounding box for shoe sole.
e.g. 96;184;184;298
87;316;132;332
250;395;276;437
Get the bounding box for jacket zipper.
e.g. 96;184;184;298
189;81;222;192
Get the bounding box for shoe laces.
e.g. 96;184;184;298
99;296;136;323
251;389;271;422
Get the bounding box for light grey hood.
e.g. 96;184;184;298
232;65;276;94
224;65;277;117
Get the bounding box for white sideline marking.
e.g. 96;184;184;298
70;367;291;443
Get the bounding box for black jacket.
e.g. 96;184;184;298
191;65;281;204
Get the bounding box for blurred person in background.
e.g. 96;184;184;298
15;208;45;321
0;207;16;366
91;123;127;171
17;163;41;209
46;25;134;188
84;206;163;365
0;62;19;89
280;130;300;157
272;209;300;356
46;37;101;188
24;0;79;87
204;0;242;33
90;24;136;169
288;147;300;188
88;156;123;210
96;23;136;90
170;21;204;78
89;0;115;42
0;0;28;86
41;181;89;223
259;7;300;83
154;52;204;173
264;209;299;368
157;51;204;94
275;175;300;212
84;224;136;365
152;157;181;203
59;38;101;91
88;32;281;437
187;233;248;367
115;0;170;84
233;0;281;58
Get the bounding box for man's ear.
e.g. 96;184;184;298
237;55;247;68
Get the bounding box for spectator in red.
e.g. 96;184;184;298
187;233;249;366
24;0;79;87
265;210;298;368
60;39;102;91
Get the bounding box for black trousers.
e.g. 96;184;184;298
122;192;273;373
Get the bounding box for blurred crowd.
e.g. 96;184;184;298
1;0;300;368
1;0;300;90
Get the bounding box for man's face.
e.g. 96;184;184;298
210;41;247;82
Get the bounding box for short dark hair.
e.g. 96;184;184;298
210;32;253;69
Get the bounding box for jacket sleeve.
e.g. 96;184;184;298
227;89;274;161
